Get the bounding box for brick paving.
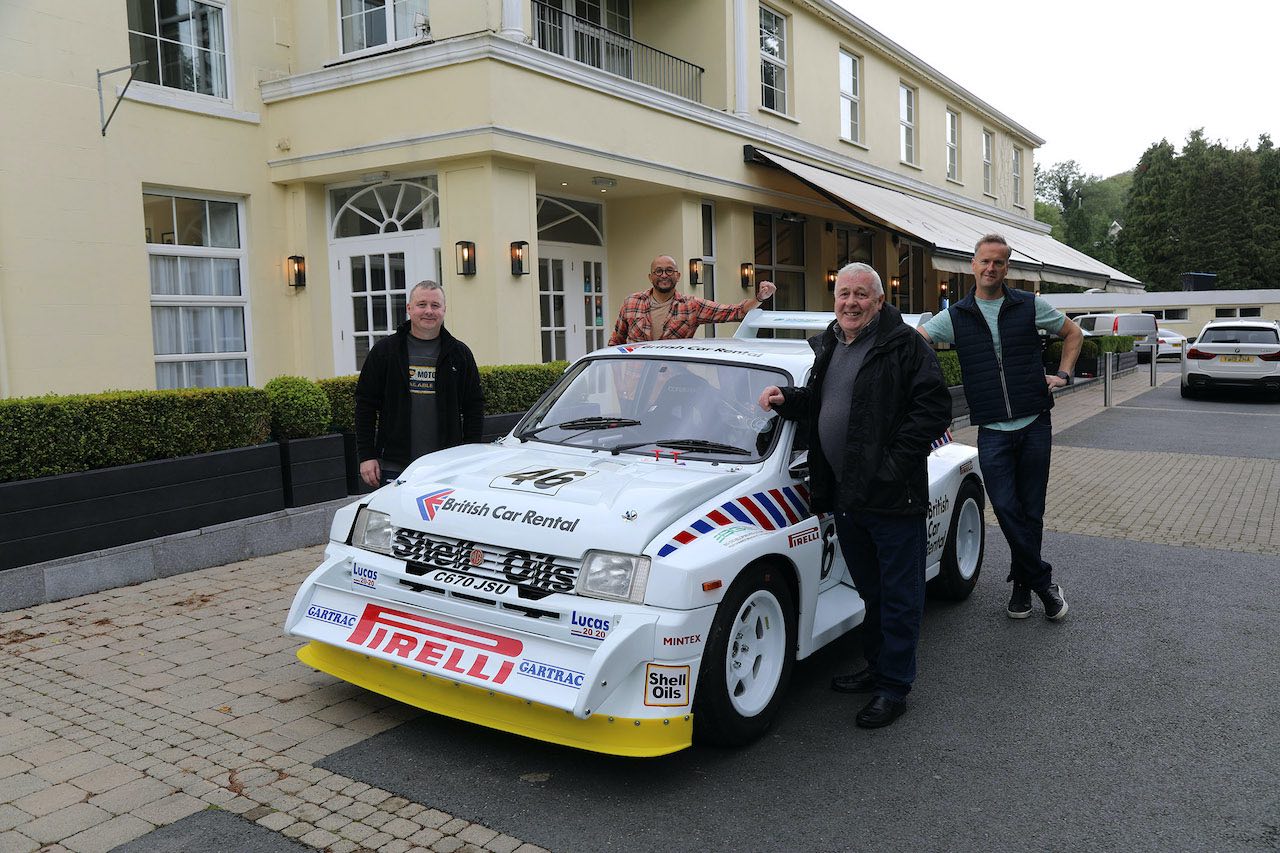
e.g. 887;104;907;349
1;368;1274;852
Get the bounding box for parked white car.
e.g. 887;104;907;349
1181;319;1280;399
285;311;985;757
1156;328;1188;359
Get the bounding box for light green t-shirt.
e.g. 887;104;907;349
923;295;1066;431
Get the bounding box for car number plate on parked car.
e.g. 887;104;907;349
1221;355;1254;363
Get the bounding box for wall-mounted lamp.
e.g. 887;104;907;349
510;241;529;276
740;262;755;289
890;275;902;292
826;269;838;292
456;241;476;276
287;255;306;288
688;258;703;286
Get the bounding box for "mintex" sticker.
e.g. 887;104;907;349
644;663;690;707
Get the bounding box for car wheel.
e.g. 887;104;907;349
928;479;985;601
1180;384;1198;399
692;563;796;747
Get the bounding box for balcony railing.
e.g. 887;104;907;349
532;1;704;104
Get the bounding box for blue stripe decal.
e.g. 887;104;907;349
782;486;809;517
658;543;677;558
691;519;713;534
724;502;753;525
754;492;787;527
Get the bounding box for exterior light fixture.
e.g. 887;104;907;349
688;258;703;286
891;276;902;292
287;255;306;287
740;262;754;289
510;241;529;276
826;269;838;291
456;241;476;276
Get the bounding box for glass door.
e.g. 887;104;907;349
331;235;436;374
539;243;607;362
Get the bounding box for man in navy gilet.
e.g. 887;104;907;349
919;235;1083;620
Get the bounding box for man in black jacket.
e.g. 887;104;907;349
355;280;484;488
759;263;951;728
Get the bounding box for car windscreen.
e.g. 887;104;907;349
1199;327;1280;345
517;356;789;461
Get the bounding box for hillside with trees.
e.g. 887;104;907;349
1035;131;1280;291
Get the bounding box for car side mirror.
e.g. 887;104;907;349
788;449;809;480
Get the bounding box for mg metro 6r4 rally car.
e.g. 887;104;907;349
285;310;985;757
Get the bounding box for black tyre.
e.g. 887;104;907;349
928;479;985;601
1180;384;1198;399
692;563;796;747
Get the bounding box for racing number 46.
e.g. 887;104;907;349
503;469;588;489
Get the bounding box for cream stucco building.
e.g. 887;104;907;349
0;0;1138;398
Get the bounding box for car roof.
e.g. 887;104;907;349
1201;318;1279;329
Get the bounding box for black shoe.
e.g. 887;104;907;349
1037;584;1068;621
1007;583;1032;619
830;667;876;693
855;695;907;729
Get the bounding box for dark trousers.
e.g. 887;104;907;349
834;509;926;700
976;411;1054;591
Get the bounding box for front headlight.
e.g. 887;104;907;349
350;507;394;555
577;551;651;603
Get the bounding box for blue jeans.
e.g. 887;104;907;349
834;509;926;700
976;411;1054;591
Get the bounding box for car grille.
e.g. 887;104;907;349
389;527;581;610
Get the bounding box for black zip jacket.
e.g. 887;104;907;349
774;303;952;515
354;322;484;465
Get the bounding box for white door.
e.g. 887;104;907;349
331;234;439;374
538;242;607;363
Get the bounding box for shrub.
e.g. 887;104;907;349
317;375;358;434
264;376;332;440
935;350;962;387
1097;335;1134;353
0;387;270;483
480;362;568;414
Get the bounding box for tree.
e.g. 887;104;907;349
1034;160;1128;267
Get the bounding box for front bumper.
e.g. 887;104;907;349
285;545;711;757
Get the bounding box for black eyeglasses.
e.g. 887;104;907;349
651;267;679;276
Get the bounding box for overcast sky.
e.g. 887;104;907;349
836;0;1280;179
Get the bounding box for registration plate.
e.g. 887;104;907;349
1221;355;1253;363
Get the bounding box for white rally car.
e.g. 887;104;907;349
285;311;985;757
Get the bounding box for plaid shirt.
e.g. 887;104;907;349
608;290;755;345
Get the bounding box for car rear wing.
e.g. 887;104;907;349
733;308;934;339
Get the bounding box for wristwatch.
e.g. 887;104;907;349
1055;370;1073;386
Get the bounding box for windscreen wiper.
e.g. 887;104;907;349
609;437;751;457
518;417;642;442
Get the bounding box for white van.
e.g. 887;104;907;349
1074;313;1160;362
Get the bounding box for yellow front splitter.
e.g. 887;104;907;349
298;642;693;757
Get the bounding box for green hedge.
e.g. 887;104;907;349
935;351;961;387
264;376;331;440
1044;335;1134;365
317;362;569;429
0;387;270;483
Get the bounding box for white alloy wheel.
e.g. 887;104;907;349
724;589;787;717
954;496;983;581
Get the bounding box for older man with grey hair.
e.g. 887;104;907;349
759;262;951;728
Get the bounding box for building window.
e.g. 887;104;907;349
759;5;787;113
899;84;916;164
982;130;994;195
1164;308;1189;320
1012;146;1024;206
754;210;805;337
946;109;960;181
1214;308;1238;318
340;0;429;55
1240;306;1262;317
698;201;718;334
839;51;861;143
127;0;228;98
142;191;249;389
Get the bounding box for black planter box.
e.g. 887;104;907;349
947;385;969;420
279;434;348;508
340;412;528;496
0;444;284;572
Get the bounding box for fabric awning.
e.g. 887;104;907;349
752;148;1141;289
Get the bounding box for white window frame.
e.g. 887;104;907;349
946;109;961;182
144;189;253;389
982;130;994;196
127;0;233;105
899;84;917;165
839;50;861;144
759;4;788;114
1013;146;1024;207
337;0;430;59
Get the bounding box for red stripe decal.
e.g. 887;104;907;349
707;509;732;526
674;530;697;544
795;483;810;501
769;488;800;525
738;496;775;530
